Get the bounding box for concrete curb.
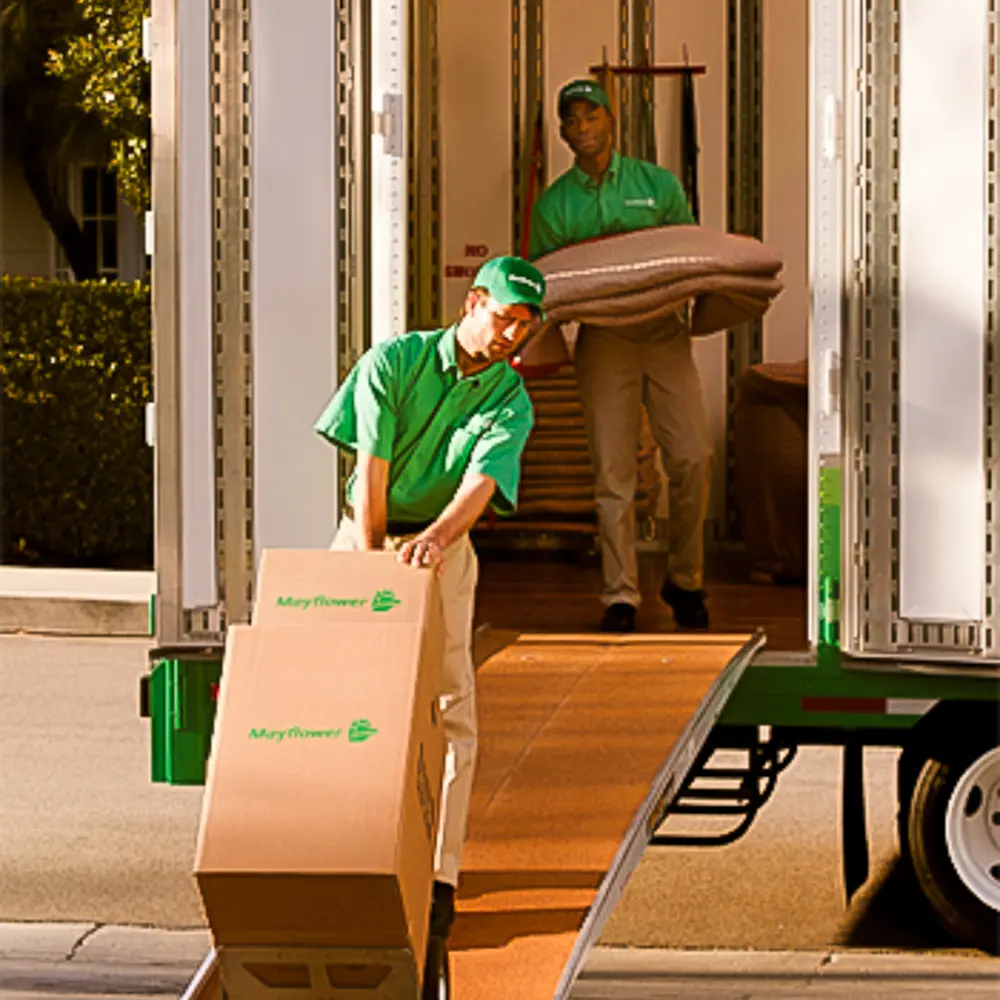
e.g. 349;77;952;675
0;568;153;637
0;923;210;967
582;946;998;977
0;598;150;637
0;922;1000;982
0;924;208;998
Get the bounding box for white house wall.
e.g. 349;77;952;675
1;156;55;277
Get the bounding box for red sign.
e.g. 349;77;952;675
445;265;478;279
464;243;490;258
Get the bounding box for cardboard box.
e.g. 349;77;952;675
194;551;446;995
252;548;437;628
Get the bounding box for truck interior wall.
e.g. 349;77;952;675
543;0;620;180
178;0;217;607
650;1;729;522
437;2;809;534
762;0;809;365
438;0;515;321
249;0;339;557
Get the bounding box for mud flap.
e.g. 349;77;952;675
841;740;870;903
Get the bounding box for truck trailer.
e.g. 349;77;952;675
139;0;1000;994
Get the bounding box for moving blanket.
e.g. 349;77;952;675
515;225;784;375
552;273;784;334
536;225;784;307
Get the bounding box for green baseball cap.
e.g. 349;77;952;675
558;78;612;118
473;256;546;316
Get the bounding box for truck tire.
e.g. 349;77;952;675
908;738;1000;954
896;745;922;859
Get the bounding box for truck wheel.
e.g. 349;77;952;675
422;936;450;999
908;739;1000;954
896;745;922;858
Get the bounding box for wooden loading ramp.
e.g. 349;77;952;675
182;630;764;1000
449;631;762;999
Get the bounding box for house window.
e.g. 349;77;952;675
53;165;130;280
81;165;120;278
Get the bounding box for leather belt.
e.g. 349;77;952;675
344;507;433;537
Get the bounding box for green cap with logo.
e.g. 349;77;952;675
558;78;612;118
473;256;547;316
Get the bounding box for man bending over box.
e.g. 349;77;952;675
313;255;546;983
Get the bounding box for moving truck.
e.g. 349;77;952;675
140;0;1000;993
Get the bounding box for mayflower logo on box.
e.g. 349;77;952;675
249;718;379;744
371;589;401;613
275;589;401;613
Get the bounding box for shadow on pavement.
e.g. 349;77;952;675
838;854;976;953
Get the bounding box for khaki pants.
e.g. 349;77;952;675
331;518;478;887
575;322;714;605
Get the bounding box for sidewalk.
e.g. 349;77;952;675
1;922;997;999
0;923;207;998
0;568;152;637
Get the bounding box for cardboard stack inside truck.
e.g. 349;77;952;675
194;549;446;997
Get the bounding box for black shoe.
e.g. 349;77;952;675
423;882;454;999
660;579;710;630
600;603;637;633
428;880;456;940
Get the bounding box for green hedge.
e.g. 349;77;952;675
1;276;154;568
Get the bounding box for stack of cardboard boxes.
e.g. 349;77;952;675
193;550;446;998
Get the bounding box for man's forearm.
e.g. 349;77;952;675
354;452;389;549
425;473;497;549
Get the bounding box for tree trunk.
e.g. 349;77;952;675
20;139;98;281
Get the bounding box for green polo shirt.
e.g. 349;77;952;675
314;326;534;523
528;150;695;260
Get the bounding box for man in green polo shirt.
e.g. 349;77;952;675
529;78;713;634
313;255;545;977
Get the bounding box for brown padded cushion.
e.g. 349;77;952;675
535;225;784;307
516;226;785;373
549;274;783;334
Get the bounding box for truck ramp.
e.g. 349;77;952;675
182;631;763;999
450;632;761;999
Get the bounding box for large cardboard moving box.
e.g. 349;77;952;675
194;550;446;996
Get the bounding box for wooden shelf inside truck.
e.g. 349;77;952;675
182;630;762;1000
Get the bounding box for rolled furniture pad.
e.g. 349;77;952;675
546;272;782;321
517;227;785;370
549;274;783;337
535;224;784;307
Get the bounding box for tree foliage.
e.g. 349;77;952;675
2;275;153;567
48;0;151;214
1;0;110;279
